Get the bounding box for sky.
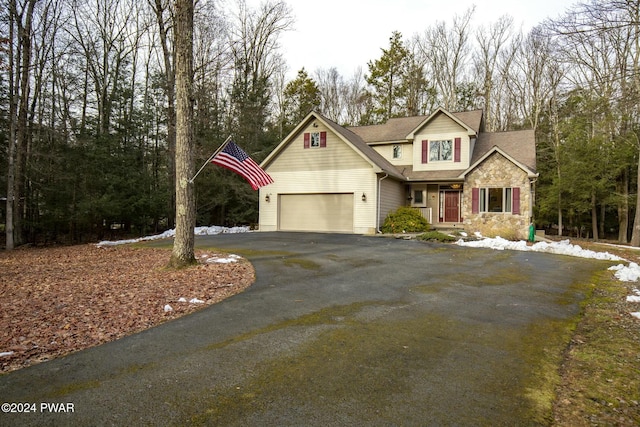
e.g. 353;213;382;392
270;0;578;78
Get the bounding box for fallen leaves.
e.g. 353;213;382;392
0;244;254;373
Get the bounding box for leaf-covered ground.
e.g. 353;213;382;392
0;244;254;373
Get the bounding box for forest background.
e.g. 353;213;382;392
2;0;639;247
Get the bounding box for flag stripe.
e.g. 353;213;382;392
211;141;274;190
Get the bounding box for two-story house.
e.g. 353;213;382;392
258;107;538;239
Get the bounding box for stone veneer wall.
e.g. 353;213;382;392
462;153;532;240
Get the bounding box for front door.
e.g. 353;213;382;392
444;191;460;222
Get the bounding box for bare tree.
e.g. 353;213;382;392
342;67;370;125
6;0;38;249
315;67;344;123
473;15;513;131
506;27;563;132
549;0;639;244
419;7;475;110
228;0;292;145
67;0;141;137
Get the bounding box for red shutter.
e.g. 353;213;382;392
422;140;428;163
320;131;327;147
472;188;479;214
454;138;461;162
304;133;310;149
512;187;520;214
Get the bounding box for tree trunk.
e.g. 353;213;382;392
591;192;598;241
630;154;640;246
557;193;563;237
168;0;196;268
6;0;37;249
618;168;629;242
152;0;176;229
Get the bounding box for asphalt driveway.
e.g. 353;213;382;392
0;232;606;426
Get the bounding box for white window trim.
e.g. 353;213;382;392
429;139;453;162
479;187;513;213
393;144;402;159
310;132;321;148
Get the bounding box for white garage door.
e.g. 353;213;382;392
279;193;354;233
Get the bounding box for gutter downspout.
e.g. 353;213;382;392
377;173;389;233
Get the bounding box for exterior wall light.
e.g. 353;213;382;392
265;194;270;202
362;193;367;202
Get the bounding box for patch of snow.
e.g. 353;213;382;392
631;312;640;320
609;263;640;282
189;298;204;304
627;295;640;303
164;304;173;312
457;237;624;261
178;297;187;303
0;351;15;357
97;225;250;247
206;254;241;264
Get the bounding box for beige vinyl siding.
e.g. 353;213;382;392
378;178;405;227
371;143;413;165
422;112;467;134
267;124;370;172
413;113;471;172
259;169;378;234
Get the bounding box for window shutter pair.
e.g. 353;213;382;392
471;187;521;214
303;132;327;149
421;138;461;163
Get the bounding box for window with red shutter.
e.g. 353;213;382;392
512;187;521;215
454;138;461;162
304;133;310;149
320;131;327;147
422;140;428;163
472;188;479;214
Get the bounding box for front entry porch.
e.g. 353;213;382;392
409;183;463;227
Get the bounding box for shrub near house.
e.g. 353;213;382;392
381;207;430;234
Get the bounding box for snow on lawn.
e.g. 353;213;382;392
456;236;640;320
456;236;624;261
95;226;249;314
96;225;250;247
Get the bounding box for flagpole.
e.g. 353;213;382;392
189;135;232;183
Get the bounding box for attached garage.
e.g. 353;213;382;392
278;193;354;232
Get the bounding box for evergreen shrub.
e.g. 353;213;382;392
381;206;430;233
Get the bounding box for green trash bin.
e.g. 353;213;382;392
528;223;535;243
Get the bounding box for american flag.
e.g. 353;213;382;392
211;141;274;190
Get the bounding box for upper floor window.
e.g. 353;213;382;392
304;131;327;149
310;132;321;147
430;140;452;161
393;145;402;159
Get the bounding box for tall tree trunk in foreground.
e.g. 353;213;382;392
168;0;195;268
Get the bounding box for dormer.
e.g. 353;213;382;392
407;108;480;172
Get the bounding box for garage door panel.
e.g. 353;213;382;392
279;194;353;232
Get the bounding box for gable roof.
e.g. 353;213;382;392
468;130;537;176
261;111;405;180
347;108;484;144
347;116;426;144
262;109;536;183
406;108;483;140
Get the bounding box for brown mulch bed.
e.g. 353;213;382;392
0;244;254;374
